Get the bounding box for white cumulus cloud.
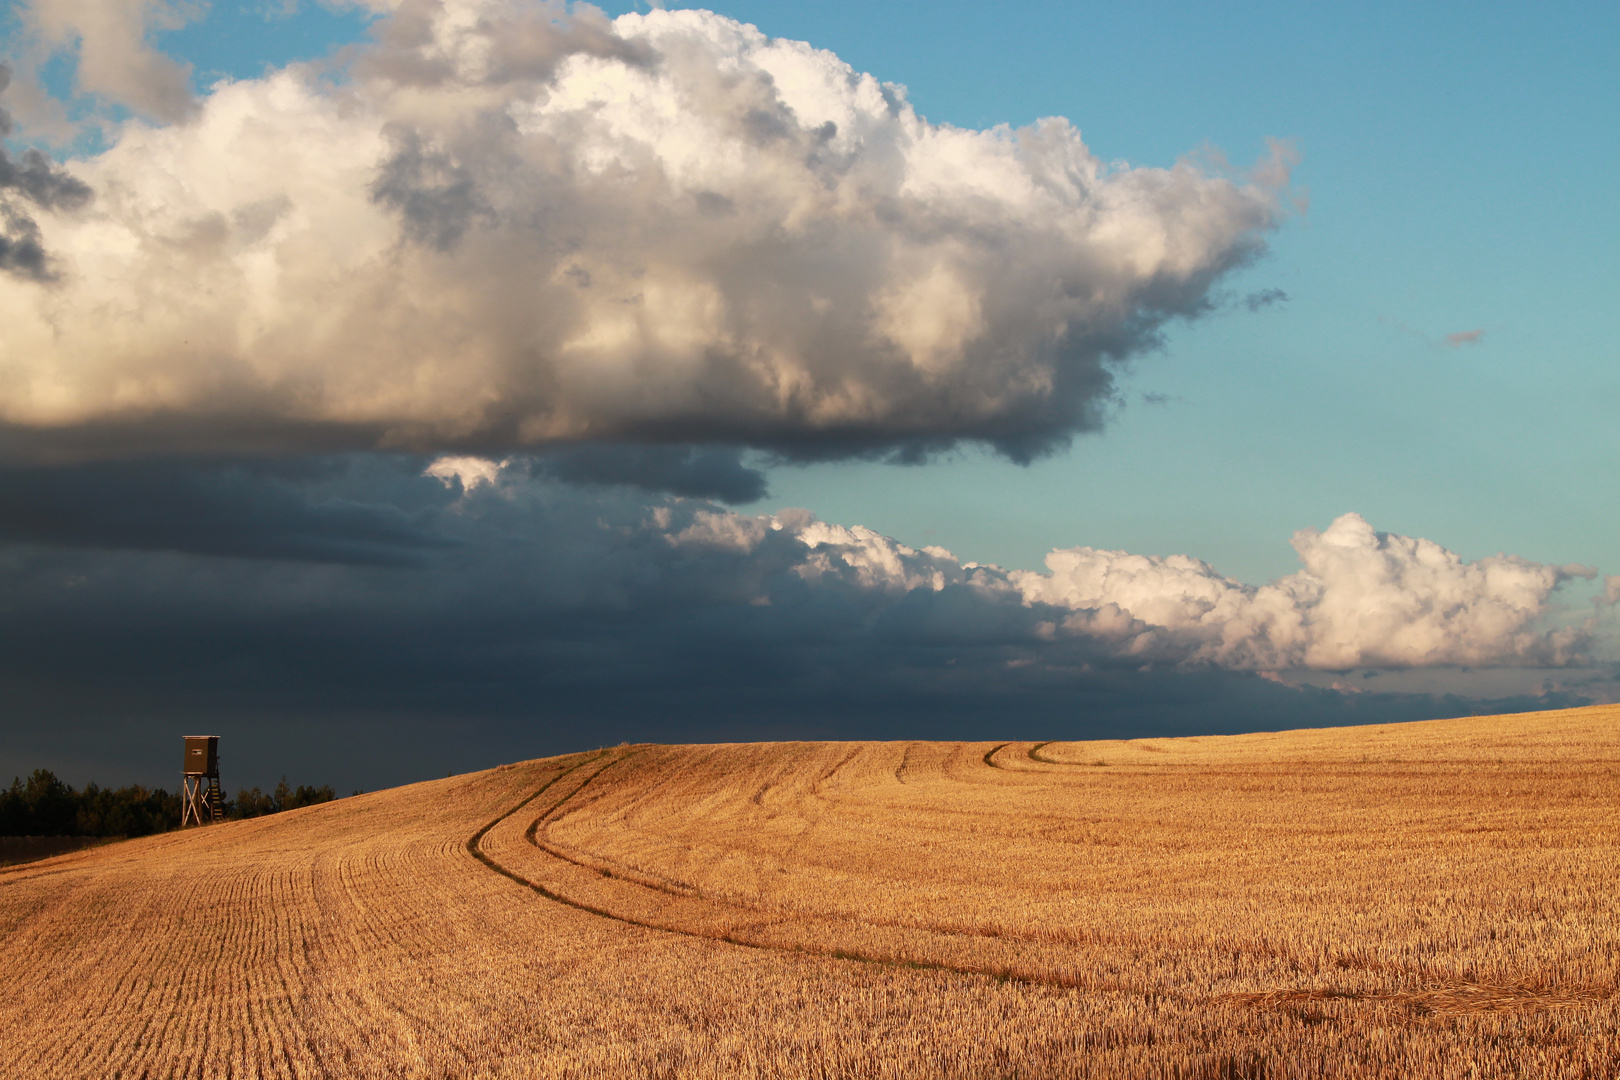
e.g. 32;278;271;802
666;507;1592;670
0;0;1289;462
424;453;505;490
1013;513;1594;668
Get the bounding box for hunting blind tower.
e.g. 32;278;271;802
181;735;223;826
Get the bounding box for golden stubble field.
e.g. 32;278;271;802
2;705;1617;1078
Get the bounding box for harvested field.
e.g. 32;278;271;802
2;705;1617;1078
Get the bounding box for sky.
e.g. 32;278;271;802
0;0;1615;793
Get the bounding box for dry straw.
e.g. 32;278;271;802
3;705;1617;1077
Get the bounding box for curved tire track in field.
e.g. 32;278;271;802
463;750;659;926
985;741;1065;770
468;743;1147;993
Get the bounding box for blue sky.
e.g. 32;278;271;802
716;0;1620;579
1;0;1615;788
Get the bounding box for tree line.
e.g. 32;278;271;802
0;769;342;837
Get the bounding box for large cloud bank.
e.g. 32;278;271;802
0;0;1287;462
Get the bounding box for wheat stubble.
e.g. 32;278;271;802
2;705;1616;1078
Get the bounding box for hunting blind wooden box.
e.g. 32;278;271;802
183;736;218;776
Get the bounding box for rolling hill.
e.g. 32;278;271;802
2;705;1617;1078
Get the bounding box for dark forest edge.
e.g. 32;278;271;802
1;769;351;848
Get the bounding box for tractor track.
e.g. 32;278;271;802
468;742;1167;994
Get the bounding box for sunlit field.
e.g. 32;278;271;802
2;705;1616;1078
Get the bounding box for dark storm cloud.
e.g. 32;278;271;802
529;445;768;503
0;458;451;564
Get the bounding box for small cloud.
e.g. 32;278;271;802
1243;287;1289;312
1140;392;1176;407
1381;318;1491;351
425;456;505;492
25;0;200;122
1601;575;1620;606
